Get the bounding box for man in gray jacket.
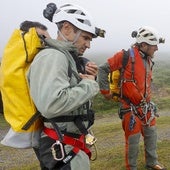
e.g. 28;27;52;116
27;3;105;170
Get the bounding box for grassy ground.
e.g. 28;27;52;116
90;112;170;170
0;112;170;170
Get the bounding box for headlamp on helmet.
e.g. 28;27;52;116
43;3;57;22
43;3;106;38
95;27;106;38
159;37;165;44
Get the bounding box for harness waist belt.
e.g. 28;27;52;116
43;114;89;122
120;108;131;113
43;127;91;158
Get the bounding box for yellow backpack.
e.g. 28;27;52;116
0;27;43;148
108;70;120;102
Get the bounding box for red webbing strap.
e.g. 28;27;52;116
43;127;91;158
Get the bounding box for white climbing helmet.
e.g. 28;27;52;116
132;26;165;45
52;4;97;37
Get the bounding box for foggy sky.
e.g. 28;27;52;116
0;0;170;60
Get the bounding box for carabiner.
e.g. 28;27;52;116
142;103;148;115
51;140;65;161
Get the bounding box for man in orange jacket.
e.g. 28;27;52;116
98;26;166;170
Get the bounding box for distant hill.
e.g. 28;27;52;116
85;51;170;65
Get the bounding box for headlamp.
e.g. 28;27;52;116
43;3;57;22
95;27;106;38
159;37;165;44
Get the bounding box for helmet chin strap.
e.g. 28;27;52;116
72;30;81;44
58;30;68;41
58;30;82;44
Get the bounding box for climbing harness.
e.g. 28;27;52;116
119;101;158;127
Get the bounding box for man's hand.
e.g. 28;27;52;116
85;62;98;76
79;73;95;80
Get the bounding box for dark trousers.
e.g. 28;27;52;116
33;147;49;170
33;136;71;170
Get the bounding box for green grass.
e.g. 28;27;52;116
90;115;170;170
1;115;169;170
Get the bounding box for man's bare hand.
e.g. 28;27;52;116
85;62;98;76
79;73;95;80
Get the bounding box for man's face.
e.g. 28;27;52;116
145;44;158;58
58;22;93;56
73;31;93;56
141;43;158;58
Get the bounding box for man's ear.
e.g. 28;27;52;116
140;42;148;49
141;42;147;47
62;22;73;35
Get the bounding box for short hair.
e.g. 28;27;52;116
56;22;64;31
57;21;78;33
20;20;47;32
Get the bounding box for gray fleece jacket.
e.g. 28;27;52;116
27;38;99;134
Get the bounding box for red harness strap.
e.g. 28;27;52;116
43;127;91;158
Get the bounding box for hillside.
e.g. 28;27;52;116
85;51;170;66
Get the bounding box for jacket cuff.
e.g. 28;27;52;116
100;90;110;95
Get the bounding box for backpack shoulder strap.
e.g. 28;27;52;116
122;49;130;69
129;48;135;80
67;63;72;78
121;48;135;71
120;48;135;100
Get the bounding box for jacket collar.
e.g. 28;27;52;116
44;38;79;56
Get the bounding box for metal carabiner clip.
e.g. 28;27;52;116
51;140;65;161
143;103;148;115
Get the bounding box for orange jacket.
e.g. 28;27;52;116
108;47;153;106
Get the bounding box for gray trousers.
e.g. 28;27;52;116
128;125;159;170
